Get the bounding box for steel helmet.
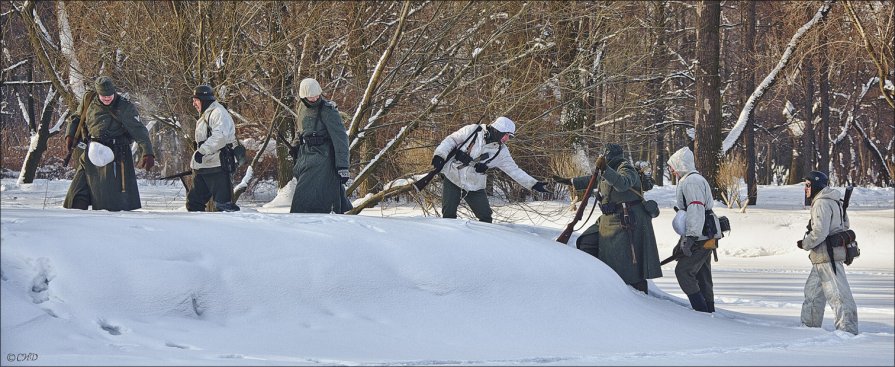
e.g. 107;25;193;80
299;78;323;99
490;116;516;137
193;85;216;101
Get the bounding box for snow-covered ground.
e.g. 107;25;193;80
1;178;893;366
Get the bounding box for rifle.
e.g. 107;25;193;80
555;166;602;244
160;170;193;180
843;185;853;214
160;169;193;194
63;91;95;167
659;237;685;265
412;125;483;191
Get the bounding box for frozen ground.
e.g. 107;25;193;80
1;178;892;365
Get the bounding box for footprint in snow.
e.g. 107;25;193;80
165;341;199;350
97;319;124;336
360;223;386;233
129;224;158;231
29;257;54;304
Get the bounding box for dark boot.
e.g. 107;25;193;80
631;280;648;295
70;198;90;210
686;292;709;312
706;301;715;313
215;201;240;212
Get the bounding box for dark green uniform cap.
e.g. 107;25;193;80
95;76;116;96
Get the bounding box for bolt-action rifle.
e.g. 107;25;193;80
63;91;96;167
555;166;602;244
843;185;853;214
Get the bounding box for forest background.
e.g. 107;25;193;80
2;0;892;211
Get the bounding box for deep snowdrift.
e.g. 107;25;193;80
0;208;874;365
1;179;892;365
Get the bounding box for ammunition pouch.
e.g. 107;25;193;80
219;143;246;173
825;229;859;267
718;215;731;234
702;210;719;237
644;199;660;218
598;202;618;215
825;229;856;248
301;132;329;146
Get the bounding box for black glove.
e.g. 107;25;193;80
193;151;204;163
532;181;551;194
454;150;473;165
797;240;804;249
337;168;351;185
432;155;445;169
595;155;607;170
289;145;299;160
551;175;572;185
680;236;697;257
474;162;488;173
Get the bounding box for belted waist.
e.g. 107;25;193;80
89;135;131;147
599;199;643;215
300;132;329;146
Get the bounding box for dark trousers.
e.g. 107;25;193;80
674;245;714;302
186;170;233;212
441;179;493;223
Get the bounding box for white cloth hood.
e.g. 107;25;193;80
668;147;696;174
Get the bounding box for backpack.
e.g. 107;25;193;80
823;197;860;267
204;115;246;174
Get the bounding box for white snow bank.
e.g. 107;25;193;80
1;209;875;365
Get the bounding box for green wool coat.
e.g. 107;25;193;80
573;159;662;285
63;94;154;211
290;98;351;213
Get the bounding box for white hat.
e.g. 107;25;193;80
672;210;687;236
299;78;322;99
87;141;115;167
490;116;516;137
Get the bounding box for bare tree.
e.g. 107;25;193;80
694;0;722;196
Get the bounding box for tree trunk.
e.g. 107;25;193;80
19;66;57;184
802;59;816;176
694;0;722;198
743;0;757;204
818;33;831;176
650;1;668;187
787;136;804;185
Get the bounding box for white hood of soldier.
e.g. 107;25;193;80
668;147;721;240
667;146;696;175
191;101;237;170
434;124;537;192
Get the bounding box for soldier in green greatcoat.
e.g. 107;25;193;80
554;144;662;294
63;76;155;211
289;78;352;213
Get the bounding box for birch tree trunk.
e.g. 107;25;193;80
721;0;834;154
18;65;58;184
